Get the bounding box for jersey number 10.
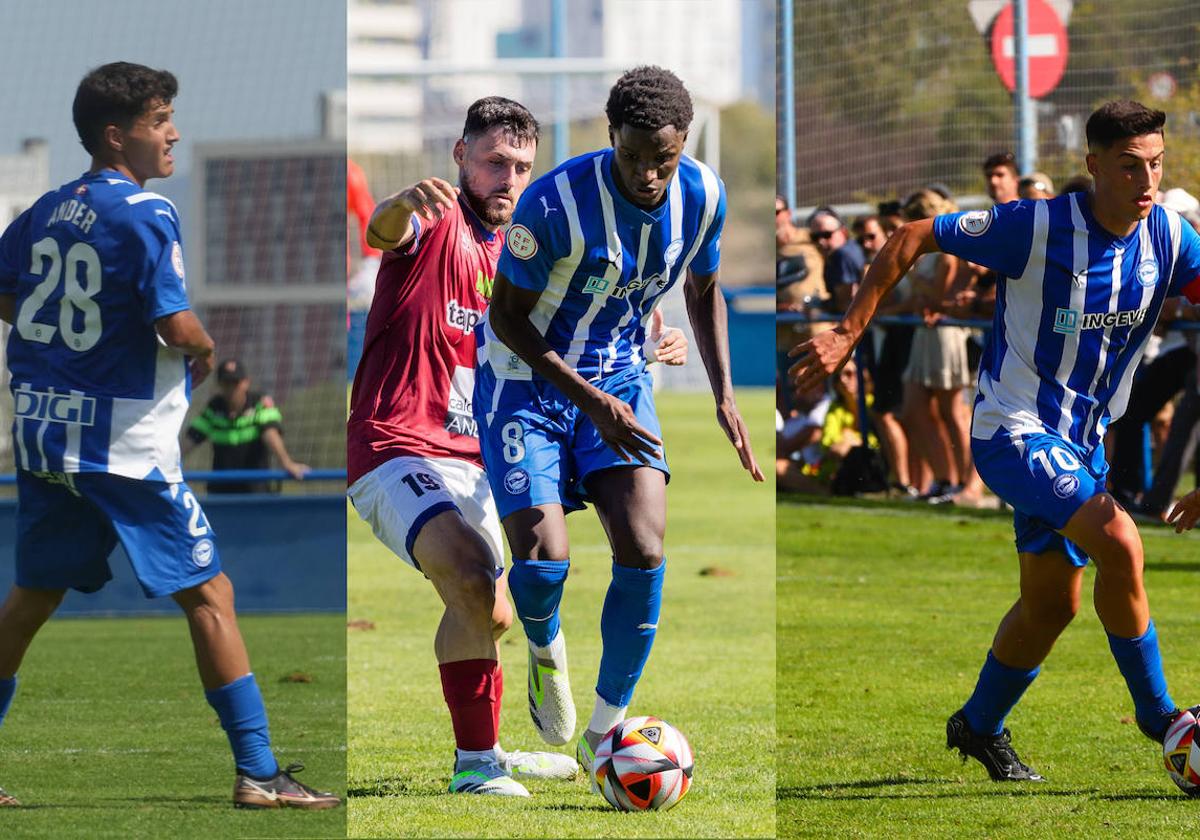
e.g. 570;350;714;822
16;236;103;352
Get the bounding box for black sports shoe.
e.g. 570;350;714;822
1137;707;1185;745
946;710;1044;781
233;763;341;810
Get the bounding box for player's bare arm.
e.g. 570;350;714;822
489;271;662;464
789;217;939;392
682;267;764;482
0;293;14;325
156;310;215;384
366;177;458;250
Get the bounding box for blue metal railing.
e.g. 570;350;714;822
0;468;346;487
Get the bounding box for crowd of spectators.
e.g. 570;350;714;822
777;151;1200;514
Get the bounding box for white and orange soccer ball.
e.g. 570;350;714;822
1163;706;1200;796
592;715;694;812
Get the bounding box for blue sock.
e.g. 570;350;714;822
961;651;1040;736
0;675;16;726
204;673;278;779
1108;619;1176;734
508;558;570;647
597;560;665;707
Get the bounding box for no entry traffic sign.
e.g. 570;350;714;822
990;0;1069;99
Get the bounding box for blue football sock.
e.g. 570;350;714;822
597;560;665;708
1108;619;1176;734
508;558;569;647
0;675;16;726
204;673;279;779
961;651;1040;736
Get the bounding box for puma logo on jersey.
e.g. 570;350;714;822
540;196;558;217
446;299;483;333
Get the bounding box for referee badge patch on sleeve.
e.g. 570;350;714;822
171;241;186;280
959;210;993;237
507;224;538;260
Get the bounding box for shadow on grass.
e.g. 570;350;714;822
773;777;1159;801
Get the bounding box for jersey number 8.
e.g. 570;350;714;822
16;237;103;352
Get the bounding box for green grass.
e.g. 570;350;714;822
0;613;346;839
348;388;775;838
777;495;1200;839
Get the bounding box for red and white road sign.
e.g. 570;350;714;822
990;0;1069;99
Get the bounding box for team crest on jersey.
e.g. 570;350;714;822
1052;473;1080;499
171;241;185;280
959;210;993;237
507;224;538;260
193;538;215;568
1137;260;1159;287
664;239;684;267
503;467;530;495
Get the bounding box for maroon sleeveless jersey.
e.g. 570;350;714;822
348;195;501;484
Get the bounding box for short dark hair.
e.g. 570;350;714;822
605;65;694;133
1086;100;1165;150
73;62;178;156
983;151;1017;174
462;96;539;145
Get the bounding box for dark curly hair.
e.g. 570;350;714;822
73;62;178;155
1086;100;1165;151
605;66;693;133
462;96;539;145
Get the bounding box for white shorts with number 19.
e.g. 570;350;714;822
348;455;504;576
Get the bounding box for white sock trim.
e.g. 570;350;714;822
530;628;566;664
455;746;500;767
587;694;627;736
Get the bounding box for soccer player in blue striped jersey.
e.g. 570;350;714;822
792;100;1200;781
474;66;764;773
0;62;337;809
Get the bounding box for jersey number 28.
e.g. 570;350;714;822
16;237;103;352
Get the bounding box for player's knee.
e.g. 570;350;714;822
1091;518;1144;584
172;573;236;622
1025;592;1079;631
614;535;664;570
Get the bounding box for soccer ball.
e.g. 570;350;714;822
592;715;693;812
1163;707;1200;795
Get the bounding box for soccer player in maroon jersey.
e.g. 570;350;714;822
347;97;688;795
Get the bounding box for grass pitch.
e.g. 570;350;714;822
0;612;345;839
347;388;775;838
778;495;1200;839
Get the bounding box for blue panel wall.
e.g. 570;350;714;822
0;495;346;615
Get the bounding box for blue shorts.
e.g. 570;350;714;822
475;364;670;520
16;470;222;598
972;430;1108;567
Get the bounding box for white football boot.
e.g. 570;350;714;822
497;745;579;781
575;728;606;793
449;755;530;797
527;630;576;745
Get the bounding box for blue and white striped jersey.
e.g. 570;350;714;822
477;148;725;381
0;169;193;481
934;195;1200;451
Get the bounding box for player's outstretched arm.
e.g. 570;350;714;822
683;268;764;482
0;293;14;325
156;310;216;384
788;218;939;392
489;272;662;464
366;177;457;250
